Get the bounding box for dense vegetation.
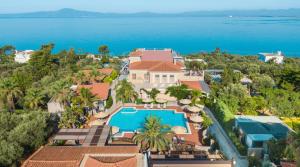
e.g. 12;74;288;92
0;44;120;166
187;48;300;165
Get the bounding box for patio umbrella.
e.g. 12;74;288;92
94;112;109;119
179;99;191;105
89;120;103;126
111;126;120;135
172;126;187;134
155;98;167;104
187;106;201;113
196;104;205;110
190;115;203;123
142;98;152;103
157;93;177;102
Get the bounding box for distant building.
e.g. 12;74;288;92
234;115;291;158
77;83;111;111
258;51;284;64
14;50;34;63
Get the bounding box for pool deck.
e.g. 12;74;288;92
122;106;203;146
87;105;203;146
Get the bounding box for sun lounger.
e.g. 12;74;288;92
144;104;148;108
157;104;161;108
151;154;166;159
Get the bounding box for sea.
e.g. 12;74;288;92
0;17;300;57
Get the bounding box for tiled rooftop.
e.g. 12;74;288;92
129;49;174;62
77;83;110;100
129;61;182;72
22;146;139;167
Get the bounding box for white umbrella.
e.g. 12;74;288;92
187;106;201;113
111;126;120;135
156;98;167;104
89;120;103;126
196;104;205;110
190;115;203;123
179;99;191;105
172;126;187;134
157;93;177;102
94;112;109;119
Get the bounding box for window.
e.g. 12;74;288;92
144;73;150;82
132;73;136;80
155;75;160;83
170;75;175;83
162;75;167;83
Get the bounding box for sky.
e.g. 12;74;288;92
0;0;300;13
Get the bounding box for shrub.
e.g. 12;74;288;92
105;96;113;109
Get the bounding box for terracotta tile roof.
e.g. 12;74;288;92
129;50;143;57
129;49;173;62
129;61;182;72
84;156;137;167
22;146;139;167
77;83;110;100
180;81;202;91
98;68;113;75
82;68;113;76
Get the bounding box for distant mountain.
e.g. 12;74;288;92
0;8;300;18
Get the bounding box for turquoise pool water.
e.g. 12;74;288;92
107;107;188;133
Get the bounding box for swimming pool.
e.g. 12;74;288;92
107;107;189;134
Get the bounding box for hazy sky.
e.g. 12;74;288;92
1;0;300;13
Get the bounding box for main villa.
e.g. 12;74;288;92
128;48;209;99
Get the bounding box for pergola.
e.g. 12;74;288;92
53;125;111;146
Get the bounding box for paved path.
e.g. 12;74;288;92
203;107;248;167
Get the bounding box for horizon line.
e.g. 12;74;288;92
1;7;300;15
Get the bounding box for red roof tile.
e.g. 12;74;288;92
129;61;182;72
22;146;139;167
130;49;173;62
78;83;110;100
84;156;137;167
180;81;202;91
82;68;113;76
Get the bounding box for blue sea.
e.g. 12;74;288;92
0;17;300;57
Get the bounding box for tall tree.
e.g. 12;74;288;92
115;80;138;104
133;116;173;152
24;88;46;109
78;88;96;109
98;45;109;55
0;78;23;112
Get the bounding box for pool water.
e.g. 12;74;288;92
107;107;188;133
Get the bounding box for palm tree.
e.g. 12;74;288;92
90;68;102;83
115;80;138;104
285;130;300;165
78;88;96;109
191;90;202;105
133;116;173;152
53;87;72;107
141;88;160;101
24;88;45;109
75;71;88;84
0;78;23;112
